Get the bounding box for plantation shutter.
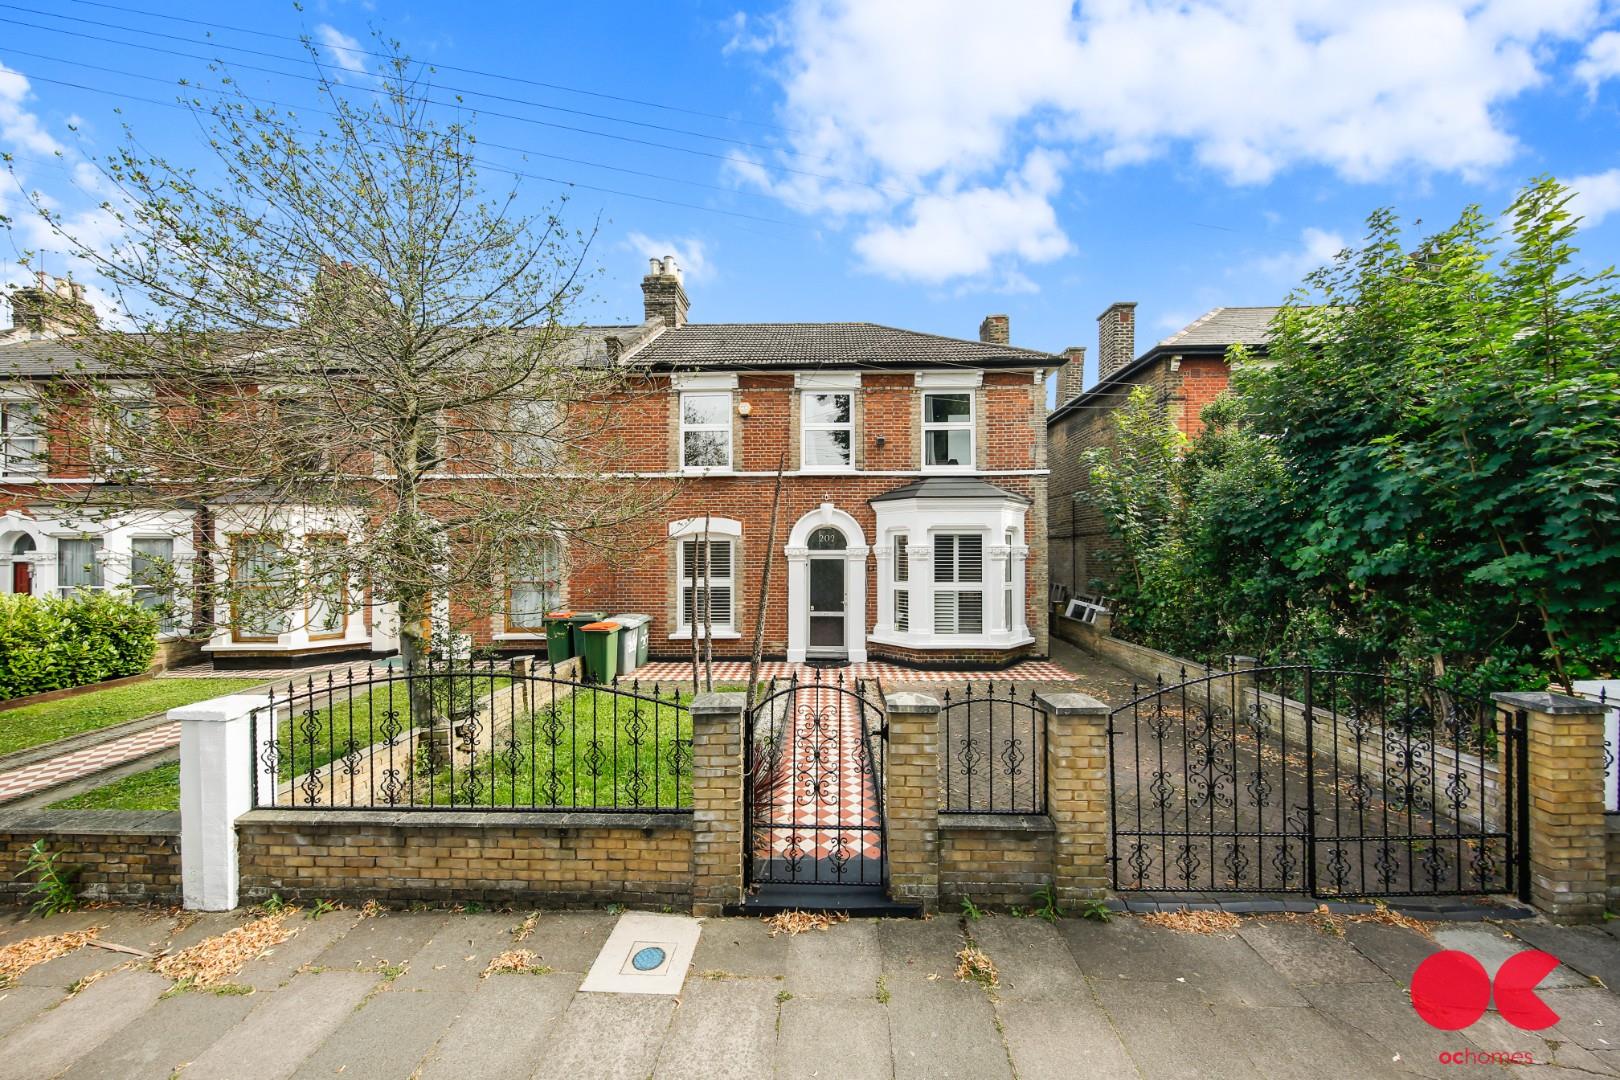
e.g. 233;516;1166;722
680;538;734;629
932;532;984;635
893;535;909;631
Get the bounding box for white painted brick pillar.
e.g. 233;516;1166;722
173;694;272;911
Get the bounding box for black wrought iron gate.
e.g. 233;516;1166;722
745;671;887;890
1107;664;1529;899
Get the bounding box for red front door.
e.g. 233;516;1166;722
11;561;31;595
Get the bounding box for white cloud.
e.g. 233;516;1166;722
315;24;369;78
722;11;783;56
1575;30;1620;96
1251;227;1348;284
625;232;714;283
0;63;64;158
1566;169;1620;227
852;150;1070;283
732;0;1608;283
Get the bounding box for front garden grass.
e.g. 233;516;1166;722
0;679;265;758
50;761;180;810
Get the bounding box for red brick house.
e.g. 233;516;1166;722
1045;304;1280;599
1;263;1061;669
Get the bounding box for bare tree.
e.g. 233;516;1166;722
4;42;666;678
746;454;785;707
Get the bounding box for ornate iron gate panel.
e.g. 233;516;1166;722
1108;664;1528;899
745;671;887;889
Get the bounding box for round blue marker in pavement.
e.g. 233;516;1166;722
631;946;667;972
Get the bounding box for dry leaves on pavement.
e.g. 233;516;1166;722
1139;908;1244;935
483;949;550;977
763;910;849;937
954;944;999;988
153;913;296;988
0;928;102;987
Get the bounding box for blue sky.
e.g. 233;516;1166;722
1;0;1618;392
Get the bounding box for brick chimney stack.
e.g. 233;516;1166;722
1096;301;1137;381
7;272;96;338
641;256;689;328
1058;346;1086;403
978;313;1009;344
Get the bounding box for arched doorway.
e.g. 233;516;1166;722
806;526;847;659
10;534;35;595
785;504;869;664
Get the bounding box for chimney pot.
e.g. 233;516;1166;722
1096;301;1137;381
978;314;1010;345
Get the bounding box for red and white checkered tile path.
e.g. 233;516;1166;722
0;723;181;804
752;677;884;880
631;659;1076;685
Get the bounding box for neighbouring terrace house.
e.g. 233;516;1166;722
1;262;1062;669
1045;303;1280;600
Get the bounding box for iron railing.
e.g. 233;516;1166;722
250;657;692;812
940;682;1046;814
1108;663;1524;898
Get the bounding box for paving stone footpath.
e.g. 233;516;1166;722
0;903;1617;1079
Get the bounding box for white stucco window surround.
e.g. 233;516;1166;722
783;503;868;664
869;478;1032;653
205;506;371;655
1;508;197;637
667;515;743;640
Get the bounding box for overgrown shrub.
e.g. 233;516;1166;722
0;592;159;700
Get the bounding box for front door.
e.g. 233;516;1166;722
808;556;845;657
11;560;30;595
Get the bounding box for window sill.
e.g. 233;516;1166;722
667;628;741;641
868;629;1034;651
680;467;735;477
493;632;546;641
799;465;856;475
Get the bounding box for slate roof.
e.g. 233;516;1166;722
626;322;1056;370
869;477;1031;504
1047;306;1287;426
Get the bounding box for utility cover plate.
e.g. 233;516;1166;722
579;912;701;995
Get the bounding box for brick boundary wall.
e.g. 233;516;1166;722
236;810;693;909
0;809;181;905
939;814;1055;907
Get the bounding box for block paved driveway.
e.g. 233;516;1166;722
3;905;1620;1079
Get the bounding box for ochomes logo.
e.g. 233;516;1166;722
1410;949;1561;1031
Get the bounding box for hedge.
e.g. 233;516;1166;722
0;591;160;701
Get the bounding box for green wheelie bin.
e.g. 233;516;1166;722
564;611;605;656
542;610;576;666
577;620;621;683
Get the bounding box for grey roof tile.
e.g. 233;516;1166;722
627;322;1056;369
1154;307;1281;350
869;477;1030;504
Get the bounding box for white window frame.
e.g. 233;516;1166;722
0;398;42;477
679;390;733;473
921;391;975;472
800;389;854;472
130;535;179;633
931;530;985;636
677;534;736;635
505;535;564;634
55;536;106;597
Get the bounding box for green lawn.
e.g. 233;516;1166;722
0;679;265;758
50;761;181;811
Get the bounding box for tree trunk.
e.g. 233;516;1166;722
701;510;713;692
747;454;785;709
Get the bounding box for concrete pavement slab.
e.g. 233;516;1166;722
690;915;788;979
516;910;616;974
290;986;469;1080
0;968;169;1080
1537;987;1620;1053
56;986;258;1080
164;910;255;952
1432;925;1588;989
874;914;965;979
1343;921;1442;983
1058;917;1304;1007
968;919;1086;999
309;910;448;973
785;919;882;999
181;970;377;1080
776;997;891;1080
1238;921;1389;986
650;975;778;1080
416;974;576;1080
0;984;60;1040
1089;977;1260;1080
884;969;1013;1080
233;910;362;990
1210;1001;1407;1079
1299;981;1513;1079
18;910;170;987
995;993;1138;1079
1507;923;1620;990
529;991;677;1080
392;912;518;992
